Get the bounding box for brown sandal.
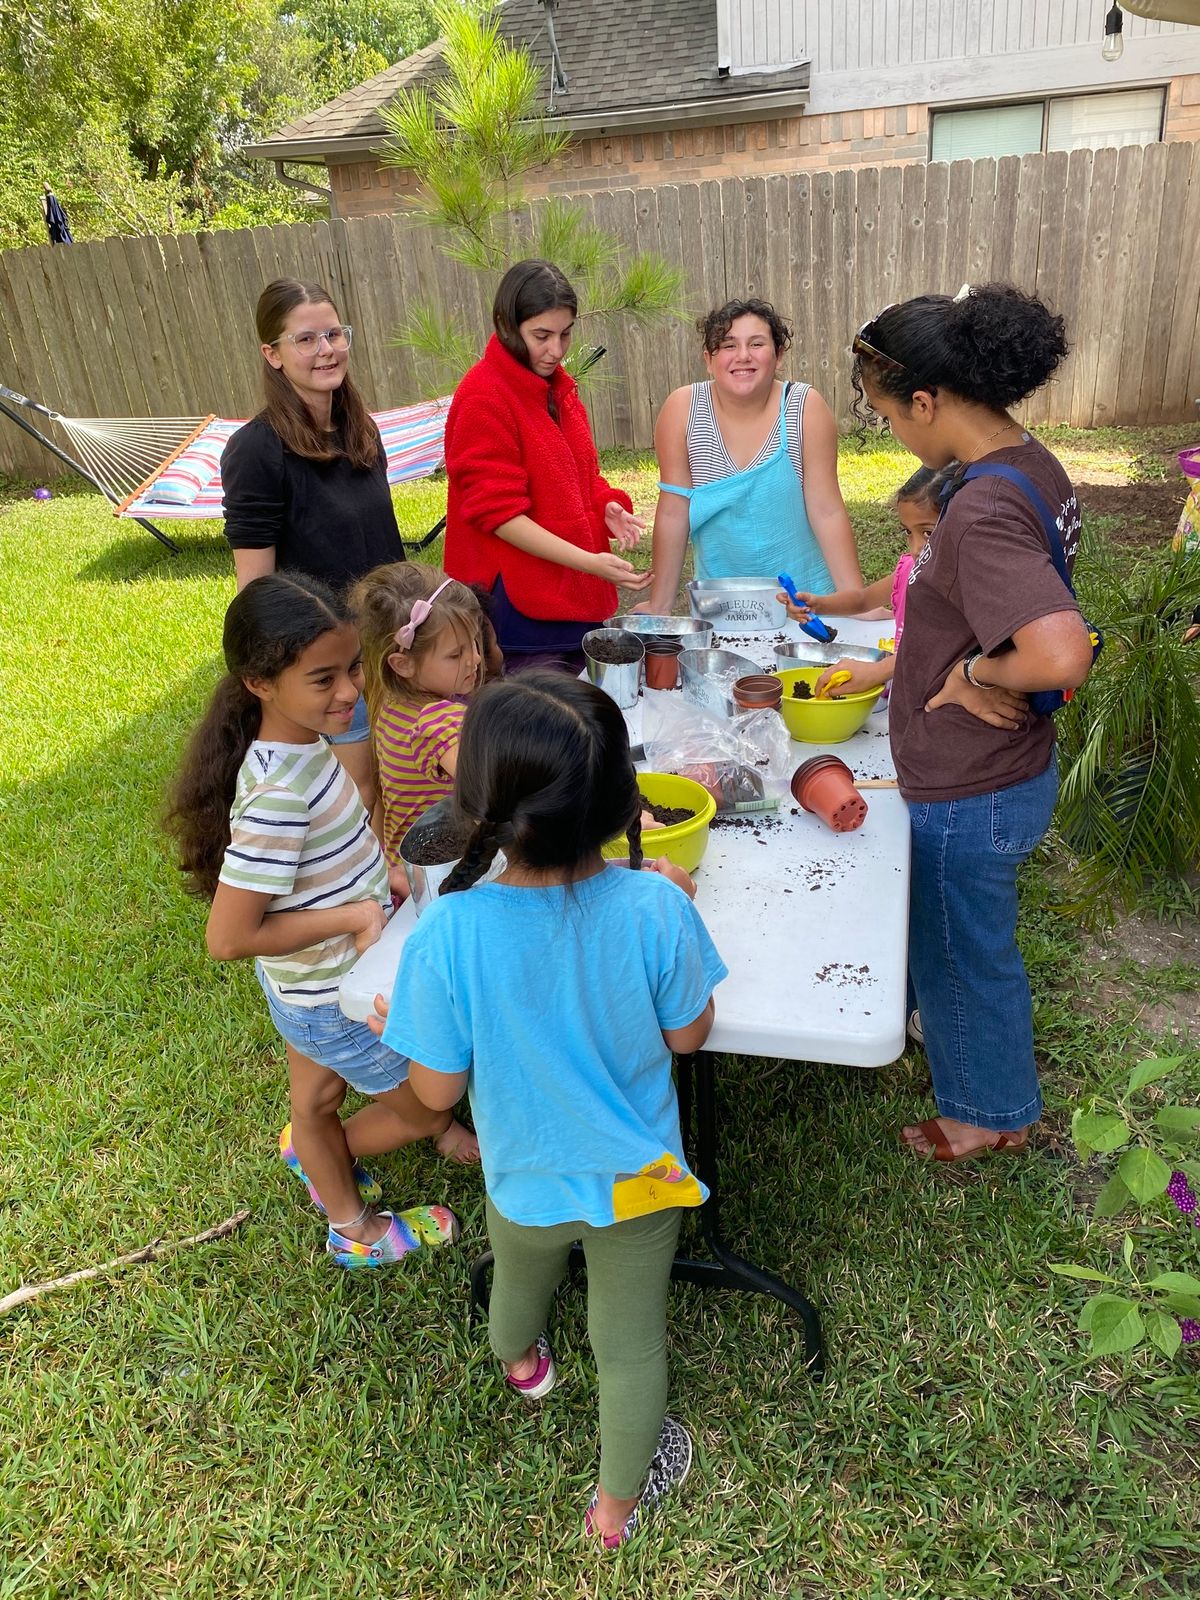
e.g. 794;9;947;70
910;1118;1029;1164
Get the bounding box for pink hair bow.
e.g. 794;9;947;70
394;577;454;651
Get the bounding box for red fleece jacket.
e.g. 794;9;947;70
443;336;633;622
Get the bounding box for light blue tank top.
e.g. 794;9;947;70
659;382;834;592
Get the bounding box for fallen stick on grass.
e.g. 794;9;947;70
0;1209;251;1315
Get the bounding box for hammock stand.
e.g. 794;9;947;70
0;383;452;558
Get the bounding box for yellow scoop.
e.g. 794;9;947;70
814;670;852;701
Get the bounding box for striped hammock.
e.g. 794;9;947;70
117;398;450;520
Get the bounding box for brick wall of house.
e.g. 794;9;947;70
1166;73;1200;142
328;76;1200;219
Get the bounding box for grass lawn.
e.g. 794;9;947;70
1;429;1198;1599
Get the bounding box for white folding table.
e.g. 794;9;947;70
340;618;910;1376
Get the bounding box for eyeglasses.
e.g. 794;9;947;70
850;304;906;374
272;325;353;355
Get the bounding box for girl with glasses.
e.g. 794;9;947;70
222;279;407;810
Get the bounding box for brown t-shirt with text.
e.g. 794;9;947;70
889;437;1081;802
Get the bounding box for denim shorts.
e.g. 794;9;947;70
256;963;410;1095
326;695;370;746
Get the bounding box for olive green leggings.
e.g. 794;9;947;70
485;1197;683;1499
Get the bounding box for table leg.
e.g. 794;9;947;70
468;1053;824;1379
670;1051;825;1379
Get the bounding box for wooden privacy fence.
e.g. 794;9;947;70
2;141;1200;481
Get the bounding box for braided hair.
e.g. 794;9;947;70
441;672;641;894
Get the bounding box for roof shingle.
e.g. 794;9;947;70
245;0;809;157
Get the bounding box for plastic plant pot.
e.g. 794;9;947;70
644;637;684;690
732;673;784;712
601;772;717;873
790;755;868;834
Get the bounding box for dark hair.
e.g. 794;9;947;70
895;462;959;509
492;260;578;368
165;573;352;898
698;297;792;355
852;284;1067;422
255;279;380;470
441;673;642;893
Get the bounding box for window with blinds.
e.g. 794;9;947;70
1046;88;1165;151
931;87;1165;161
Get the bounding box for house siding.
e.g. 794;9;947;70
724;0;1192;74
328;71;1200;218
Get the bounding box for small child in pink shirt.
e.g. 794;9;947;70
778;464;951;697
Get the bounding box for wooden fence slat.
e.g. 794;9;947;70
1009;152;1044;296
742;174;769;302
877;159;906;306
787;171;814;387
1091;144;1143;427
942;159;974;299
921;160;950;298
989;155;1021;284
831;168;858;424
808;169;836;403
1115;141;1168;425
1069;144;1118;429
0;251;50;477
1026;149;1072;425
1168;143;1200;418
897;159;927;303
1138;139;1193;425
653;183;693;405
852;163;881;345
965;156;998;289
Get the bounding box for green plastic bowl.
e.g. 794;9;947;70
602;772;716;872
774;667;883;744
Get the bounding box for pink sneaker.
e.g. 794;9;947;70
504;1331;556;1400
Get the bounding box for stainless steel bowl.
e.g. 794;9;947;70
687;577;787;633
608;613;714;649
398;800;506;917
773;639;889;670
679;646;762;719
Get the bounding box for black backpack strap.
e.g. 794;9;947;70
961;461;1075;595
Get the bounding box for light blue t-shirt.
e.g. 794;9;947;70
382;865;728;1228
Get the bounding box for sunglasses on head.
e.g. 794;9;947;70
850;303;907;374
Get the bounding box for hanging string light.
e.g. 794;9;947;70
1103;2;1125;61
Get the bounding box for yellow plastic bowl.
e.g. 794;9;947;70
774;667;884;743
602;771;717;873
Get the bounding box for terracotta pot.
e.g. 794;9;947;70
732;673;783;712
791;755;868;833
644;638;683;690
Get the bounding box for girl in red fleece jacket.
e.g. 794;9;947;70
443;260;653;670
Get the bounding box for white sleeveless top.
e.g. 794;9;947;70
685;380;809;486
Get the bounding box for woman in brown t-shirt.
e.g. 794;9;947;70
850;285;1095;1164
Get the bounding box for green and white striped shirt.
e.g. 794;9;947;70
219;740;388;1006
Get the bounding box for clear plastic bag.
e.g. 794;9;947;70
641;694;793;811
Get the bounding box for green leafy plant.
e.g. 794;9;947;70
1050;1054;1200;1360
1054;536;1200;915
378;0;685;394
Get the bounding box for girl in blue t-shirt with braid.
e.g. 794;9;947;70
373;672;727;1548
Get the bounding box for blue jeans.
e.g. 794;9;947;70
906;760;1058;1132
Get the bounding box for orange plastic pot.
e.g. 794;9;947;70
732;673;783;712
791;755;868;834
644;637;683;690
